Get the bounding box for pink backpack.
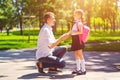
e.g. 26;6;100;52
76;22;90;43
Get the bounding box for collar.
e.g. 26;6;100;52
44;23;52;31
75;20;81;23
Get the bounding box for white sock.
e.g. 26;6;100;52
81;59;86;72
76;59;81;71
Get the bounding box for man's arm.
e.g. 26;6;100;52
48;32;71;49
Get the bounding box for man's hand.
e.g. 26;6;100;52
60;31;71;41
48;31;71;49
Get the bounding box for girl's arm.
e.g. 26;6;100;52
71;24;83;35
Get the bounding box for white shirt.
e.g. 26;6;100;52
36;23;56;60
72;21;83;32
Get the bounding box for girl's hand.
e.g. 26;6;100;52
60;32;71;41
67;30;72;35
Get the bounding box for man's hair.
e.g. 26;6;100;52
44;12;55;23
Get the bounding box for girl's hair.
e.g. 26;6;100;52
74;9;85;23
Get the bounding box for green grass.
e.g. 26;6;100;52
85;43;120;51
86;30;120;42
0;33;38;50
0;29;120;51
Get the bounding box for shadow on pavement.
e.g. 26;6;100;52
0;75;8;78
64;51;120;73
0;49;120;78
0;49;36;62
18;73;74;79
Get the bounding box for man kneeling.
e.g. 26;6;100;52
36;12;70;73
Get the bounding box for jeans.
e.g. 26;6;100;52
38;46;67;68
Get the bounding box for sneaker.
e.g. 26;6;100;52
36;62;45;74
77;70;86;75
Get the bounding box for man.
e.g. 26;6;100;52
36;12;70;73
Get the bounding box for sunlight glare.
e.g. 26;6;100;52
73;3;77;9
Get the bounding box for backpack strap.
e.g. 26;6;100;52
76;22;83;44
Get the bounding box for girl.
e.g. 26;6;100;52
70;9;86;75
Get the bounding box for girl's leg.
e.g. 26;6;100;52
75;50;81;71
71;50;81;74
77;49;84;60
77;49;86;72
72;50;86;75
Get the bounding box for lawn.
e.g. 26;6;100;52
0;29;120;51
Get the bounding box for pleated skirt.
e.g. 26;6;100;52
71;35;85;51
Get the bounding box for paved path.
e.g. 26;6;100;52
0;49;120;80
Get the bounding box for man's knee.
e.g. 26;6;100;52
60;46;67;55
62;46;67;51
59;60;66;68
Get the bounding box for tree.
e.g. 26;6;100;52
99;0;118;32
0;0;16;35
13;0;24;35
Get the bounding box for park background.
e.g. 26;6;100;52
0;0;120;51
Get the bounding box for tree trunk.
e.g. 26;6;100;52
113;19;116;32
61;23;64;34
94;17;96;31
86;10;91;28
20;16;23;35
6;29;9;36
104;19;106;32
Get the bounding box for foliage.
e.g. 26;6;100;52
0;0;120;36
0;0;16;27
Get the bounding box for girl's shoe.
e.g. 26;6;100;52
72;69;78;74
77;70;86;75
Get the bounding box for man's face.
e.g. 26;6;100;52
48;15;56;26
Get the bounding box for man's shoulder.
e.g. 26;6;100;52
41;24;49;30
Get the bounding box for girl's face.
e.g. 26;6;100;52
74;12;77;21
74;12;81;21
